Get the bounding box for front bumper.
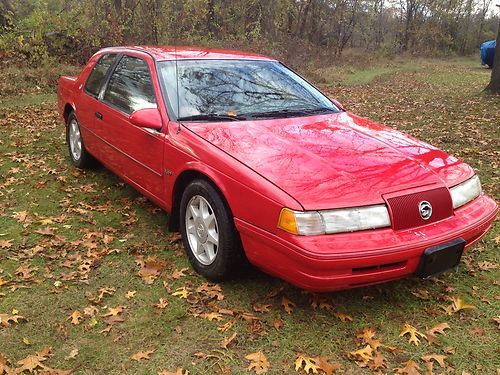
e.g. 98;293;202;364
235;194;498;292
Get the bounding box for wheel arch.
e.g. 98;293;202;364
168;169;233;232
63;103;75;124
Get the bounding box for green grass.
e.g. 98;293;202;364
0;58;498;374
0;93;56;111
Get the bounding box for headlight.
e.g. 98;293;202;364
278;205;391;236
450;175;482;209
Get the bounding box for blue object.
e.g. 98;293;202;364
480;40;496;68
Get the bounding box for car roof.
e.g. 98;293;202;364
99;46;275;61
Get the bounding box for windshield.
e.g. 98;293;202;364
158;59;339;121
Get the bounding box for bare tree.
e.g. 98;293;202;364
485;11;500;93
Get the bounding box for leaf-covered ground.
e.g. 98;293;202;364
0;57;498;374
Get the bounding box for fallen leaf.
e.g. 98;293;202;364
348;344;373;364
172;287;190;299
334;312;353;322
153;298;169;310
221;332;237;349
400;323;426;346
442;296;475;315
315;356;342;375
394;360;422;374
0;240;13;249
101;306;124;317
65;348;79;360
427;322;450;336
126;290;137;299
252;303;271;313
130;350;155;361
422;353;448;368
201;312;223;322
217;320;234;333
369;352;387;371
281;296;296;314
0;313;26;327
468;325;485;336
295;354;320;373
245;351;270;374
171;268;189;279
68;311;83;325
273;319;284;331
158;368;189;375
34;227;54;236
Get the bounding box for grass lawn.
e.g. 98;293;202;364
0;57;498;374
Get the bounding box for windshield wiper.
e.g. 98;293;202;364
244;107;336;119
177;113;246;122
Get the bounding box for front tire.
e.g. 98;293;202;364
66;112;93;168
180;179;245;281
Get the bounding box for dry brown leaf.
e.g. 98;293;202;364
252;303;271;313
348;345;373;364
281;296;296;314
201;312;223;322
158;368;189;375
315;356;342;375
130;350;155;361
34;227;54;236
422;353;448;368
273;319;284;331
0;352;12;374
125;290;137;299
135;256;167;284
217;320;234;333
101;306;124;317
68;311;83;325
400;323;426;346
0;313;26;327
427;322;450;336
394;360;422;375
442;296;476;315
172;287;190;299
468;325;485;336
65;348;79;360
295;354;320;374
369;352;387;371
153;298;169;310
196;283;224;300
221;332;237;349
0;240;13;249
245;351;270;374
15;347;71;374
334;312;353;322
171;268;189;279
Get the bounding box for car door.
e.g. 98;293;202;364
77;53;118;161
95;54;166;201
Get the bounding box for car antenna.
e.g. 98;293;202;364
173;8;181;135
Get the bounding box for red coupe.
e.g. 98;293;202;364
57;46;497;291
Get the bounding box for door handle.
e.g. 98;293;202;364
95;112;103;120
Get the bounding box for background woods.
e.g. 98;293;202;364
0;0;498;67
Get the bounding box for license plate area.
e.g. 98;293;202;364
417;238;465;278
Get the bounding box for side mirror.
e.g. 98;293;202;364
331;99;346;112
129;108;162;130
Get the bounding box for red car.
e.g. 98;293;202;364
57;46;497;291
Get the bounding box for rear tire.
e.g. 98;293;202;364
180;179;245;281
66;112;93;168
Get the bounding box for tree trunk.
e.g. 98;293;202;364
485;17;500;94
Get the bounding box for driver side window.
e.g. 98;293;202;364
103;55;157;115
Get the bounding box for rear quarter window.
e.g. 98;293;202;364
84;54;117;96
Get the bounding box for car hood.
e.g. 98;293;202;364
183;112;474;210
